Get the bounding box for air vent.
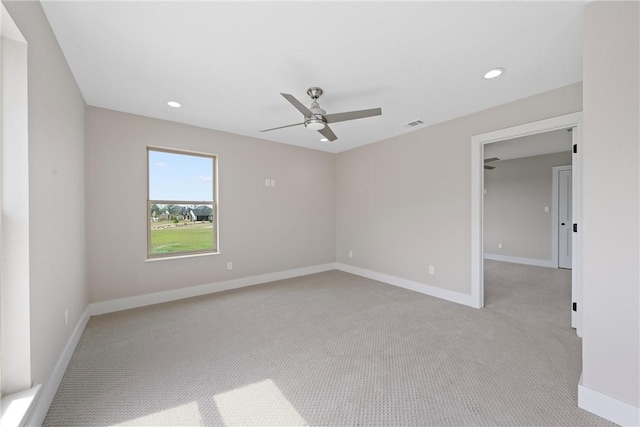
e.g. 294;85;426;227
403;120;424;128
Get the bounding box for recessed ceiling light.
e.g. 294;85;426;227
167;101;181;108
320;138;329;142
484;68;505;79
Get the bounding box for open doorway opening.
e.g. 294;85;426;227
482;129;573;328
470;112;583;335
483;129;572;268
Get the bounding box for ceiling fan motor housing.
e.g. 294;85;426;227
309;102;326;116
305;92;327;130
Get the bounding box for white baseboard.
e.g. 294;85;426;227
26;307;90;427
578;374;640;426
484;253;555;268
90;263;336;315
335;263;475;308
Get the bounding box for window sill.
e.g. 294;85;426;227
145;251;220;262
1;384;41;427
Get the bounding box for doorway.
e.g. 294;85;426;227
471;112;583;335
483;131;572;268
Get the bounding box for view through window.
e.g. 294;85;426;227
147;148;217;257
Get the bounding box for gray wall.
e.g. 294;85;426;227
86;107;336;303
336;83;582;294
3;0;87;389
582;0;639;409
484;151;571;261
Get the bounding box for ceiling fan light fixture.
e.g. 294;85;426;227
305;118;326;131
484;67;505;79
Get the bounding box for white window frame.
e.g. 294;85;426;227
146;147;219;259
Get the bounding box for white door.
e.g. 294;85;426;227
558;169;572;269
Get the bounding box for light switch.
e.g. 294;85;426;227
265;178;271;187
270;179;276;187
544;206;550;212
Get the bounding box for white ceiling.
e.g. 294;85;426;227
40;1;586;154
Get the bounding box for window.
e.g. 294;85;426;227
147;147;218;258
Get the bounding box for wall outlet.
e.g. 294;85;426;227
349;250;353;258
265;178;271;187
270;179;276;187
64;309;69;326
227;261;233;270
498;243;503;249
544;206;550;212
429;265;435;275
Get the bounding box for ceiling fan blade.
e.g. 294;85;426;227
484;157;500;163
484;165;496;170
281;93;313;117
324;107;382;124
318;125;337;141
259;122;304;132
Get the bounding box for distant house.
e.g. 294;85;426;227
158;210;171;221
174;206;189;220
190;205;213;222
156;206;191;221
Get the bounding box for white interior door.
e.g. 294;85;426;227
558;169;572;269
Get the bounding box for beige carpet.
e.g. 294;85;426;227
44;262;612;426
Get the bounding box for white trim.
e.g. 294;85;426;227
1;9;31;394
0;384;40;427
471;112;583;315
26;307;90;427
578;374;640;426
483;253;555;268
552;164;576;328
471;135;484;309
144;251;220;262
570;124;583;337
90;263;336;315
335;263;475;308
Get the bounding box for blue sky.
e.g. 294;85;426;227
149;150;214;201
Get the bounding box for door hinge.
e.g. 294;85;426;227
573;223;578;233
573;144;577;154
572;302;577;312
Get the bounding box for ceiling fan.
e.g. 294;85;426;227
260;87;382;142
484;157;500;170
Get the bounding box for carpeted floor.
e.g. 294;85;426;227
43;261;612;426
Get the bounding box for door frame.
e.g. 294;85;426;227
470;112;583;335
552;165;572;269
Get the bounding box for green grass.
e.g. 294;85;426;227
150;222;216;255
